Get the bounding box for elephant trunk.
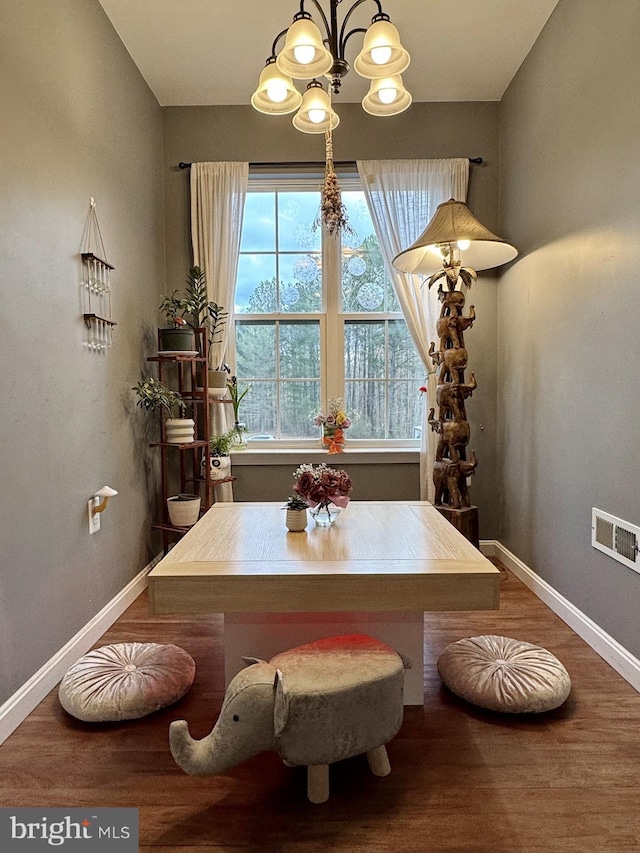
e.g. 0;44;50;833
169;719;234;777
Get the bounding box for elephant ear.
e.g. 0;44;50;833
241;655;267;667
273;669;289;738
398;652;413;670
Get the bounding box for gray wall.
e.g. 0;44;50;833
498;0;640;655
162;102;502;535
0;0;165;704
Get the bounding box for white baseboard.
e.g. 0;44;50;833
480;540;640;693
0;556;160;746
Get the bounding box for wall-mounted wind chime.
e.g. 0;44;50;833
81;198;116;352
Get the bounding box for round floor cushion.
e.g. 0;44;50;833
437;635;571;713
59;642;196;722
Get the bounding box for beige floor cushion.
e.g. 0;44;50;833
437;635;571;713
59;642;195;722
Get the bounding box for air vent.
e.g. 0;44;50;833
592;508;640;574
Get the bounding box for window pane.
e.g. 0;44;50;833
388;381;423;439
341;192;397;312
277;192;321;252
280;381;321;439
278;253;322;312
388;320;423;379
240;193;276;252
344;321;385;379
236;322;276;378
242;381;277;438
345;381;386;439
279;322;320;378
236;255;277;313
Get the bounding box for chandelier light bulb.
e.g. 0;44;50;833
251;59;302;114
266;82;288;103
308;108;327;124
293;44;316;65
457;239;471;250
377;86;397;104
354;18;410;79
370;45;392;65
362;74;411;116
292;81;339;133
277;16;333;79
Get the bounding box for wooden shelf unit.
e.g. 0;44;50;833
149;328;214;554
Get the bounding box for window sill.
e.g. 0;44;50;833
230;447;419;465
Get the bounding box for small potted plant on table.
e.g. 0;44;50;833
283;495;309;532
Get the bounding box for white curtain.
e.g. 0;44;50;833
357;159;469;502
190;161;249;501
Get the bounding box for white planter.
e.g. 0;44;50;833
167;494;201;527
166;418;195;444
286;508;308;532
201;454;231;482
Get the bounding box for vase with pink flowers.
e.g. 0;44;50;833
292;463;353;526
312;398;352;454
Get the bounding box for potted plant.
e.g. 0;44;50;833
282;495;309;532
166;492;201;527
205;299;230;395
227;376;252;450
132;377;195;444
201;429;235;481
158;291;196;353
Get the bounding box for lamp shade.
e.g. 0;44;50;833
392;199;518;274
292;81;339;134
362;74;412;116
276;16;333;79
354;19;410;79
251;60;302;115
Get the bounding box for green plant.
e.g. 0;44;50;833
209;429;236;456
158;291;186;328
227;375;252;423
283;495;309;511
132;377;186;417
159;267;228;368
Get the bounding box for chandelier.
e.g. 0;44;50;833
251;0;411;133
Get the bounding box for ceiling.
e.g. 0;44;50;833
98;0;559;106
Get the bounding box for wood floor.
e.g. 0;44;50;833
1;561;639;852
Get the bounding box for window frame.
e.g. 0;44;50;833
229;173;421;449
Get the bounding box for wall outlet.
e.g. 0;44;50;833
88;498;101;535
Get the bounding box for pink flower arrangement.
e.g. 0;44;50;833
292;463;353;510
312;397;351;431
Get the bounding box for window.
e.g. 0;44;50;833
232;176;423;444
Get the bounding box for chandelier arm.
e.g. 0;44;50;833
341;25;367;54
270;28;290;58
304;0;332;42
339;0;383;52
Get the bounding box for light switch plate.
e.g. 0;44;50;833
88;498;100;534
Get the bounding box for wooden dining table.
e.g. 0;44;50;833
148;501;500;704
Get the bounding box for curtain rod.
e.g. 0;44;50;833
178;158;483;169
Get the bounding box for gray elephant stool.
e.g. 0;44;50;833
170;633;410;803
